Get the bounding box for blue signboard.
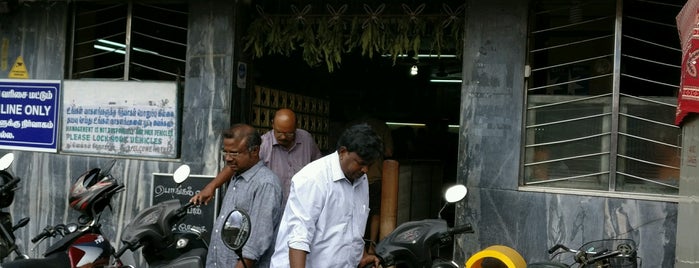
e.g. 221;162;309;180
0;79;61;152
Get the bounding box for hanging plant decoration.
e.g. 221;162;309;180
244;5;273;58
317;4;348;72
243;2;466;72
358;4;386;59
437;3;465;57
389;3;426;64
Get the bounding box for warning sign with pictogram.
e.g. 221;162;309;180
8;56;28;79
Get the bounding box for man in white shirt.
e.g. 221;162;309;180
270;123;382;268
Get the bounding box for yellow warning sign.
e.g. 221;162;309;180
9;56;28;79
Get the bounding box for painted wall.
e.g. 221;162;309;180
454;0;677;267
0;1;236;266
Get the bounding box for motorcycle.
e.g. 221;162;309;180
365;184;473;268
0;153;30;262
528;238;640;268
112;164;209;268
0;159;125;268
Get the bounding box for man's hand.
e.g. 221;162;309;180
189;166;235;205
358;252;379;268
190;187;215;205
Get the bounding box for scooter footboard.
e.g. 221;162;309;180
148;247;207;268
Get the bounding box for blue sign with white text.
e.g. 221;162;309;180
0;79;61;152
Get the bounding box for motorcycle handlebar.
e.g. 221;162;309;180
31;224;70;243
578;249;623;265
175;201;195;216
30;234;44;243
547;244;570;254
12;217;29;231
114;241;137;258
31;226;53;243
448;224;474;235
439;224;474;244
0;178;20;193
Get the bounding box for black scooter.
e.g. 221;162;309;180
113;164;209;268
0;153;30;262
366;184;473;268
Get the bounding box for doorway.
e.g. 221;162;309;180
249;49;462;220
238;1;465;260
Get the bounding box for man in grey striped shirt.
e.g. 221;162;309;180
191;124;282;268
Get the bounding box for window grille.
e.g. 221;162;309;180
523;0;682;195
68;1;188;81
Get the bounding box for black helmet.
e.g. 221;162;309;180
69;167;119;216
0;170;15;208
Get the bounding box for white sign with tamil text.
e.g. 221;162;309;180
61;80;179;158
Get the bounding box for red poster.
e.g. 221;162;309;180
676;0;699;125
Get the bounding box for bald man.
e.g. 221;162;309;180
259;108;322;207
191;108;322;209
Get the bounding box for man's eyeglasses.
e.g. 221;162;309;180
274;131;296;138
221;150;245;158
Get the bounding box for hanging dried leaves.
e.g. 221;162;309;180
243;2;465;72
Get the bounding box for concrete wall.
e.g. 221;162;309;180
0;0;680;267
0;1;237;266
676;115;699;267
454;0;677;267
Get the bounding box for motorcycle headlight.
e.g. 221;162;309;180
176;238;189;249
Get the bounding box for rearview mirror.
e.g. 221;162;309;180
221;209;251;252
173;164;190;184
438;184;468;219
0;153;15;170
444;184;467;203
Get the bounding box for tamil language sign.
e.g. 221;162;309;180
0;79;60;152
152;173;219;244
61;80;179;158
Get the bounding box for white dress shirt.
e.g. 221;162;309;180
270;151;370;268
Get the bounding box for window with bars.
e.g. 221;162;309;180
523;0;682;195
67;1;188;81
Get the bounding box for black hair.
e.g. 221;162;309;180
336;123;383;163
223;124;261;151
